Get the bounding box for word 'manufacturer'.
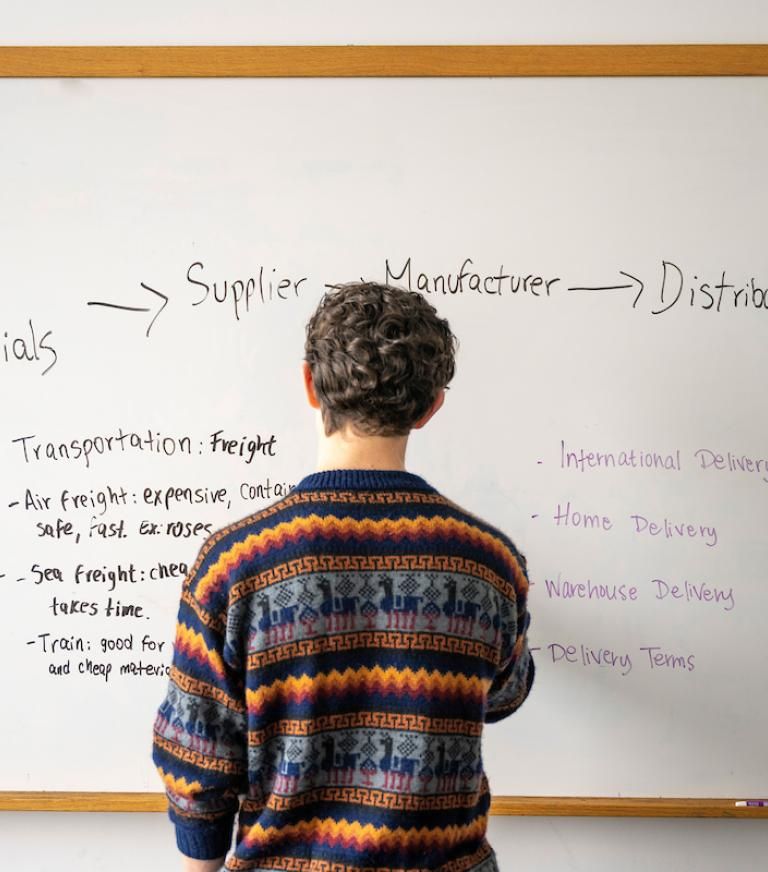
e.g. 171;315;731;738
385;257;561;297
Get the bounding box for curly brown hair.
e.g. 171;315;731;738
304;281;457;437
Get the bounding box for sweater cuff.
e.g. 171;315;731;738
173;815;234;860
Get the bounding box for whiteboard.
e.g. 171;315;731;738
0;76;766;797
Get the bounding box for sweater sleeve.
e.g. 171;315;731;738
152;556;248;860
485;548;535;723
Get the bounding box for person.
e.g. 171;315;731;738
152;281;535;872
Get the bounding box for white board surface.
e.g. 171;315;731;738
0;76;766;796
5;1;768;43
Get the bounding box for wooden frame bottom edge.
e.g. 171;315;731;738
0;793;765;817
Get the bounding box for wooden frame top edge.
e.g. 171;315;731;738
1;793;766;817
0;44;766;76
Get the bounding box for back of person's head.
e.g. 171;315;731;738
304;281;457;437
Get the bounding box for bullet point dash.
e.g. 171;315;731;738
7;502;19;508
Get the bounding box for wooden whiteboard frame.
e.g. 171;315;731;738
0;43;766;819
0;792;766;817
0;44;766;77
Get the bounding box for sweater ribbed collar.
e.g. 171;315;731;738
294;468;434;492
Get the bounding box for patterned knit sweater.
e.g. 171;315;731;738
152;469;534;872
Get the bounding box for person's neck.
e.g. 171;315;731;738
316;427;409;472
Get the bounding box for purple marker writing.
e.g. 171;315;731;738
734;800;768;807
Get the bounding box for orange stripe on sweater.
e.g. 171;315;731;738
157;766;203;798
174;623;226;679
245;665;490;715
239;813;488;852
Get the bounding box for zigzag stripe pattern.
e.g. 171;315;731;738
174;623;226;679
181;488;468;593
245;666;491;715
157;766;203;798
196;514;524;606
182;587;223;631
185;488;440;577
239;814;488;852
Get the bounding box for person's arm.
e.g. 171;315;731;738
152;556;248;865
182;858;226;872
485;549;535;722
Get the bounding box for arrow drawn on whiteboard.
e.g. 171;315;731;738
567;270;644;308
87;282;169;337
323;278;367;290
